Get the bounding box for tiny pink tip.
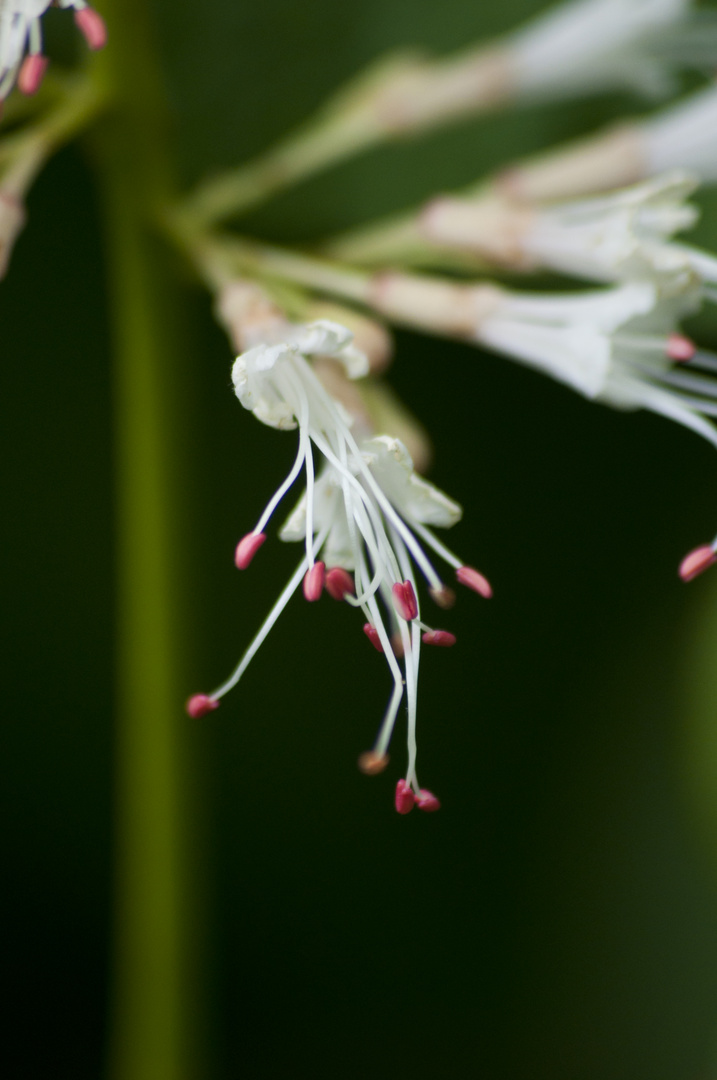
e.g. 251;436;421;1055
666;332;696;363
456;565;492;599
416;789;441;812
74;7;108;50
17;54;48;96
395;779;415;815
392;580;418;621
186;694;219;719
325;567;355;601
363;623;384;652
422;629;457;647
235;531;266;569
679;544;717;582
303;560;326;602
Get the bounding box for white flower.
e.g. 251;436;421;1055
186;321;492;813
509;0;691;101
477;279;717;577
0;0;106;102
640;83;717;183
423;172;717;294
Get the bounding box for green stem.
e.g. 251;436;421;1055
181;50;426;227
89;7;209;1080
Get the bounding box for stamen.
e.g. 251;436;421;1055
422;629;457;647
185;694;220;718
325;567;355;600
456;565;493;598
235;531;266;569
74;7;108;50
667;333;696;362
392;580;418;620
416;789;441;812
303;560;325;601
358;751;389;775
679;544;717;582
395;779;415;814
363;623;384;651
17;54;47;96
430;585;456;609
391;631;405;659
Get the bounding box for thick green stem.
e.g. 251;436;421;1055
90;7;209;1080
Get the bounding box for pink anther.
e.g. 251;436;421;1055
456;565;492;598
430;584;456;609
392;580;418;620
422;629;457;647
303;560;326;601
235;531;266;569
325;567;355;601
416;789;441;812
17;54;48;96
666;332;696;362
395;779;415;814
186;694;219;718
74;7;108;50
363;623;384;652
679;544;717;582
358;751;389;775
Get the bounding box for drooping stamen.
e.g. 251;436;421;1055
392;580;418;620
235;531;266;569
186;694;220;718
303;560;325;601
325;567;355;600
363;622;384;651
456;565;493;598
17;54;47;96
667;332;696;363
416;789;441;812
679;544;717;582
211;527;329;702
74;7;108;50
358;751;389;775
395;779;415;814
422;629;457;647
430;585;456;609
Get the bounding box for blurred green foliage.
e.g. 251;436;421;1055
3;1;717;1077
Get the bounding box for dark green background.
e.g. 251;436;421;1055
4;1;717;1076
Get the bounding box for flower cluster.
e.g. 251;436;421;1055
0;1;106;102
186;319;492;814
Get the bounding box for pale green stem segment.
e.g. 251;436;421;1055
182;50;428;227
89;6;210;1080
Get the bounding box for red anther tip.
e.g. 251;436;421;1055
303;560;325;601
430;585;456;610
392;580;418;620
325;566;355;601
456;565;492;598
363;623;384;652
234;531;266;569
395;779;415;815
667;332;696;362
679;544;717;582
74;7;108;50
416;789;441;812
17;54;48;96
186;694;219;719
358;751;390;775
422;629;457;647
